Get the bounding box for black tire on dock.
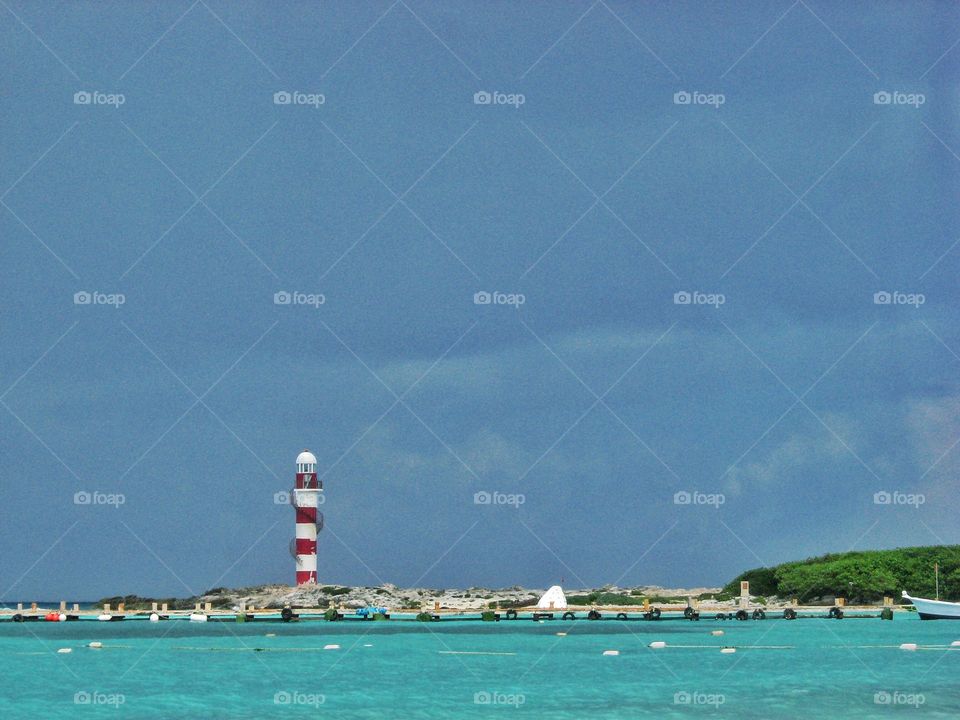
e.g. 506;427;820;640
651;607;661;619
616;612;628;621
12;614;22;622
715;613;725;620
280;608;294;622
587;609;601;621
505;609;518;620
735;610;748;621
752;609;766;620
783;608;797;620
562;611;576;621
683;607;694;619
690;612;700;621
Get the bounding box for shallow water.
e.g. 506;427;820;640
1;614;958;718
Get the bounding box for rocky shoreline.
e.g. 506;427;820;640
98;583;726;612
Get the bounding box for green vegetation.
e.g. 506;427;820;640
723;546;960;602
567;592;648;606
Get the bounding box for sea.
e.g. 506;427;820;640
1;612;958;718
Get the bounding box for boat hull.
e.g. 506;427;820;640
903;592;960;620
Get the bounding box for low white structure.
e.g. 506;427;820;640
537;585;567;610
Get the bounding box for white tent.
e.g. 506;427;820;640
537;585;567;610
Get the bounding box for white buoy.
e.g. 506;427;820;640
324;644;340;650
149;613;160;622
189;613;207;623
602;650;619;656
556;632;567;637
951;641;960;647
265;633;276;637
900;643;918;651
88;642;103;649
711;630;724;636
97;613;111;622
721;647;736;654
363;644;373;647
58;613;67;622
57;648;72;654
649;641;667;649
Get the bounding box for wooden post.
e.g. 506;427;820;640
60;601;67;611
161;603;168;612
883;596;892;606
151;602;158;612
836;597;845;607
73;603;79;612
17;603;23;612
195;602;201;612
204;602;212;612
434;601;440;612
740;581;750;609
104;603;111;611
30;602;37;611
118;603;125;612
643;598;650;611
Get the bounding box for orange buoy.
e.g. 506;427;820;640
44;612;59;622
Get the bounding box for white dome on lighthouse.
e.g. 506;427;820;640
296;450;317;465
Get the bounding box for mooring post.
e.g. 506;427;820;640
837;597;845;607
740;581;749;609
883;596;892;606
118;603;125;613
643;598;650;611
151;602;158;612
60;601;66;611
104;603;111;612
161;603;168;612
73;603;79;612
204;602;212;612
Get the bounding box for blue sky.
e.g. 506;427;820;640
1;1;958;600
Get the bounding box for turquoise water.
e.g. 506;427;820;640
1;615;958;718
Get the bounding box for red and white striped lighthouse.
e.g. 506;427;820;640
293;450;322;585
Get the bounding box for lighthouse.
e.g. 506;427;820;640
293;450;322;585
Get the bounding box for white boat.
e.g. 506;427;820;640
902;591;960;620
